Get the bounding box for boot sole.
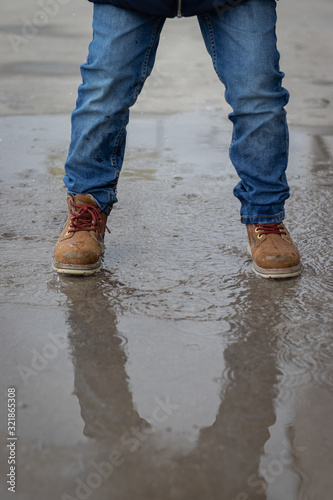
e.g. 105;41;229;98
52;258;101;276
247;245;302;279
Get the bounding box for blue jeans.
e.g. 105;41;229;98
64;0;290;224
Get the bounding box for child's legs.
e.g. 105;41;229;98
63;5;165;214
198;0;290;224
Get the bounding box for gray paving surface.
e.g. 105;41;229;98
1;1;333;499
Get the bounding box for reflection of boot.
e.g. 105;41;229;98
247;222;301;278
61;278;148;441
171;329;279;500
53;194;110;275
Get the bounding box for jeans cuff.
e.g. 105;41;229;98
240;207;285;225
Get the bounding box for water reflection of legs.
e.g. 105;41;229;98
57;272;297;499
63;277;148;441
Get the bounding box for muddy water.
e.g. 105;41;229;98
0;112;333;500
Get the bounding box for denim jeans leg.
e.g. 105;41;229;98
63;5;165;215
198;0;290;224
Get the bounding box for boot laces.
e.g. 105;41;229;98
68;201;110;236
254;222;286;237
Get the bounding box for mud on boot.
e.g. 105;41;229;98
53;194;110;276
247;222;302;279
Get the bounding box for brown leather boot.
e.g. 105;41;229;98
53;194;110;275
247;222;301;279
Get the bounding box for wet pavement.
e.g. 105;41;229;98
1;1;333;500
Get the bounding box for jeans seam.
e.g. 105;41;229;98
241;211;285;219
203;14;218;78
134;17;164;100
111;17;163;173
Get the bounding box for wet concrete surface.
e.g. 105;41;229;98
1;111;333;500
1;1;333;499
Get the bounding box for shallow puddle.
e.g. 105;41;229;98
0;112;333;500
